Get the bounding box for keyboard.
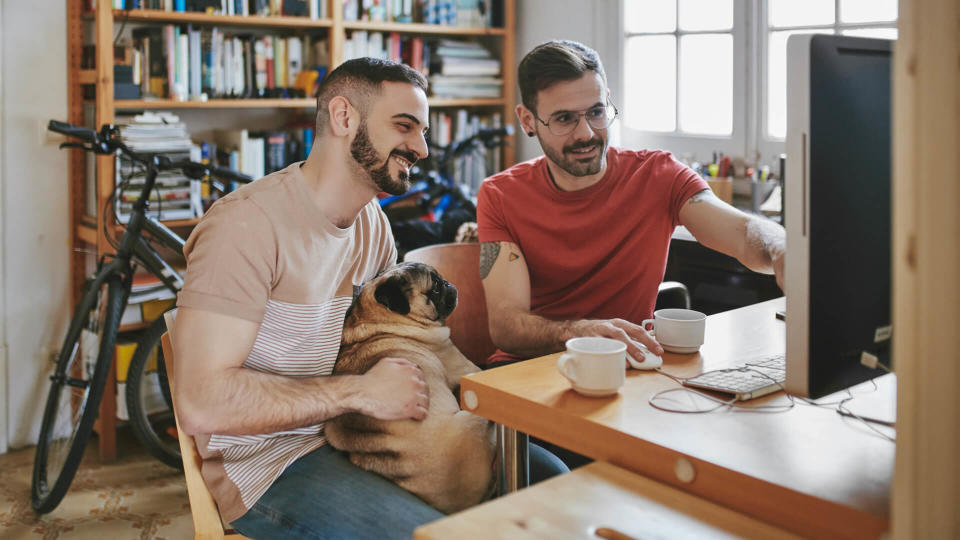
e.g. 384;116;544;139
682;353;786;401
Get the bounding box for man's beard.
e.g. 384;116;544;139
540;133;607;178
350;121;415;196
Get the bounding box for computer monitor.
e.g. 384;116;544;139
784;34;893;399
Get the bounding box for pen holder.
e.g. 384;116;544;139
706;178;733;204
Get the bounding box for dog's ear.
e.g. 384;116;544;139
374;276;410;315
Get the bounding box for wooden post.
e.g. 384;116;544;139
501;0;516;168
891;0;960;536
94;0;118;462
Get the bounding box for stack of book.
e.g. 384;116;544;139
342;31;428;74
114;112;203;223
343;0;500;27
428;40;501;98
113;0;328;18
130;26;328;101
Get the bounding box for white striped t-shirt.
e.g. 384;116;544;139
178;162;397;522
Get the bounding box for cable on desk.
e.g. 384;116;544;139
649;368;896;442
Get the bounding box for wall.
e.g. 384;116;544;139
0;1;7;454
513;0;620;163
1;0;71;449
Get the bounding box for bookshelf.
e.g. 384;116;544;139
66;0;517;461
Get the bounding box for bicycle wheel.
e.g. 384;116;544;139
32;274;125;513
125;315;182;469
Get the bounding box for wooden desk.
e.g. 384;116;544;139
460;298;894;538
416;462;799;540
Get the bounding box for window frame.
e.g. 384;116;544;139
757;0;898;161
618;0;749;163
617;0;897;166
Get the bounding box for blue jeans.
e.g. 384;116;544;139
231;442;568;540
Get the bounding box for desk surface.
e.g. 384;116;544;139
461;298;894;538
416;462;798;540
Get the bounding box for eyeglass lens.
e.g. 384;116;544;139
547;105;617;135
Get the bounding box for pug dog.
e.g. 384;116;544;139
324;262;496;514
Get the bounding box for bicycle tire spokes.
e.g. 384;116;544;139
32;276;122;513
37;315;96;499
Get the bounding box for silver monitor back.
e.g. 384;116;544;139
784;34;893;398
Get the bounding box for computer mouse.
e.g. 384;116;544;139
626;346;663;370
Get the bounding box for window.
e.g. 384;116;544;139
624;0;736;136
619;0;897;165
765;0;898;139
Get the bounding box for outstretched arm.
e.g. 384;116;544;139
172;307;429;436
678;189;786;290
479;241;663;361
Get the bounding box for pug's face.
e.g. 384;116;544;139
356;262;458;325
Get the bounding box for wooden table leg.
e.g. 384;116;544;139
497;424;528;495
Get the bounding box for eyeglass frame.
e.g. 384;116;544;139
532;99;620;136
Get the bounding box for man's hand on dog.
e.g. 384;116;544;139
354;357;430;421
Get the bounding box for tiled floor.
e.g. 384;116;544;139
0;429;192;539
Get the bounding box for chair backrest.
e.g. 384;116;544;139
404;243;497;367
162;310;248;539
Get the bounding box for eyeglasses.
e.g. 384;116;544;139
534;100;619;137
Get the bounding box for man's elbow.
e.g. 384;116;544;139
488;312;519;352
488;318;508;350
174;389;218;436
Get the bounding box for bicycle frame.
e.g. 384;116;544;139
100;154;186;301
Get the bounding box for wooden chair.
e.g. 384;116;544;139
161;311;249;540
405;243;497;366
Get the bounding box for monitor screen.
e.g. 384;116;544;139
784;34;893;399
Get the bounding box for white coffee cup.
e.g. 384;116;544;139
557;337;626;397
641;308;707;354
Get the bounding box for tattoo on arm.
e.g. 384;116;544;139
479;242;501;280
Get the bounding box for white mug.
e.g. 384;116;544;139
557;337;626;397
641;308;707;354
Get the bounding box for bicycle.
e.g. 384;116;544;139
381;125;513;257
32;120;251;514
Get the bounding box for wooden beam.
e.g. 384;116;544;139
892;0;960;537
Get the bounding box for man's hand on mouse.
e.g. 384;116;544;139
567;318;663;366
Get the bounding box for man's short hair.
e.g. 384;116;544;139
315;57;428;133
517;40;607;114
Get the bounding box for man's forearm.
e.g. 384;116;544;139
177;367;361;436
741;216;786;274
490;307;578;358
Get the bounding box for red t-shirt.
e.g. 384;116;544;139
477;147;708;365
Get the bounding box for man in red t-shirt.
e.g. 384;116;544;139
477;40;786;367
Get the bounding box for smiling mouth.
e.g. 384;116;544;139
392;154;414;172
568;144;598;157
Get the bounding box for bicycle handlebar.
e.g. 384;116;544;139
48;120;99;143
49;119;253;184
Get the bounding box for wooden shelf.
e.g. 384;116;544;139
343;20;506;36
114;98;315;109
110;97;503;109
107;9;333;29
78;69;97;84
156;217;201;227
112;217;201;231
428;97;505;107
77;222;98;245
77;218;199;246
